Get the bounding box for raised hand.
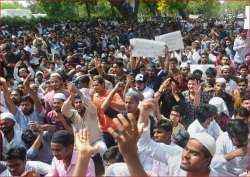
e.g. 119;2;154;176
108;113;144;157
67;83;78;94
159;78;172;93
23;73;32;89
75;129;98;157
0;77;7;87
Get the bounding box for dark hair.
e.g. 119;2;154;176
155;119;173;132
237;78;248;85
169;57;178;63
205;67;217;77
242;94;250;101
93;75;105;85
78;75;90;85
234;107;249;120
197;105;212;123
171;105;184;117
221;54;230;60
21;129;37;148
6;147;27;161
115;59;124;67
51;130;74;147
21;95;34;104
193;69;203;81
174;130;189;148
11;89;23;97
187;74;199;82
202;145;212;159
227;119;248;145
88;68;99;75
103;146;124;163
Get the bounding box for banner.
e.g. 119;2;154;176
130;38;166;58
155;31;184;51
244;6;249;29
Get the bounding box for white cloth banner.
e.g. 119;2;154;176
155;31;184;51
190;64;215;79
130;38;166;58
244;6;249;29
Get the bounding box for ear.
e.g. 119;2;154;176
204;157;212;168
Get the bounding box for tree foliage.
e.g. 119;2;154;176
1;2;28;9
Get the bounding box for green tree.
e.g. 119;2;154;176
1;2;27;9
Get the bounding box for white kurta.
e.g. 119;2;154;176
211;132;248;176
187;119;222;140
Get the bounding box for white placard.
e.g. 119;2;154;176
244;6;249;29
190;64;215;79
130;38;166;58
155;31;184;51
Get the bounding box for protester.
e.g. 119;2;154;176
0;15;248;176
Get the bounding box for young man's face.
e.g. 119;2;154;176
52;98;64;112
239;68;248;77
125;96;138;113
170;111;181;126
10;91;21;105
153;128;172;145
135;81;145;91
20;100;33;115
7;159;26;176
242;100;250;111
214;83;225;93
238;81;247;93
187;80;196;93
181;68;189;76
50;76;62;91
221;57;230;65
92;81;104;93
50;143;73;160
201;117;213;129
180;139;210;173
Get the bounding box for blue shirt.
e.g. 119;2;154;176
14;109;45;130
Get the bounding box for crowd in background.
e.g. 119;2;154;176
0;16;249;176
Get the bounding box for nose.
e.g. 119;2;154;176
183;150;190;159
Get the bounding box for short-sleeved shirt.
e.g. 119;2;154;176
47;150;95;176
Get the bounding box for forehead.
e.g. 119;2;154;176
243;100;250;104
185;139;205;154
11;91;20;95
7;159;24;165
53;98;64;103
50;76;61;81
125;96;136;102
92;80;101;85
51;142;65;149
21;100;32;105
0;118;13;124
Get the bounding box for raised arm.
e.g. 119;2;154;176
101;82;121;112
163;47;170;73
108;113;148;177
62;83;83;119
23;74;43;113
0;77;17;115
72;129;98;176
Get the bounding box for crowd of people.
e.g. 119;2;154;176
0;16;249;176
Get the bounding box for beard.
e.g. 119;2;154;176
1;126;13;135
23;107;34;115
12;98;20;105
